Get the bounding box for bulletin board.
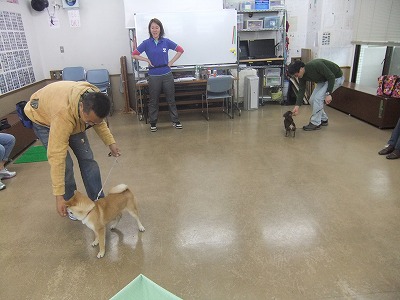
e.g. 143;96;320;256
0;10;35;95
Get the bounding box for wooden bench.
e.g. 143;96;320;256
1;111;37;159
330;82;400;129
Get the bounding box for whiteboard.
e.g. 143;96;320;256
134;10;238;67
123;0;223;28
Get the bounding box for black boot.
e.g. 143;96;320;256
378;145;395;155
0;118;11;131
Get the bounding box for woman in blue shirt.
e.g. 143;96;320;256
132;18;184;132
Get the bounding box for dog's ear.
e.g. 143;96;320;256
65;192;77;203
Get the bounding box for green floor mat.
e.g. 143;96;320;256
14;145;47;164
110;274;182;300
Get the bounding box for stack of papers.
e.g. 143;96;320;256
174;77;196;82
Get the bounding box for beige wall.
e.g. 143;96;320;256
0;81;47;116
0;74;137;117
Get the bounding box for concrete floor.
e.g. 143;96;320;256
1;104;399;300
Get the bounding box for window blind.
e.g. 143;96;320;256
352;0;400;46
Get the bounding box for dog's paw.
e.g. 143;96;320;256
92;240;99;247
97;251;105;259
138;225;145;232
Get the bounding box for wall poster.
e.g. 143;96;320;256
0;10;35;95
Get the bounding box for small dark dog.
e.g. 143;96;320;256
283;111;296;137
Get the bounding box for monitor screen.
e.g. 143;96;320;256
239;40;249;60
248;39;276;59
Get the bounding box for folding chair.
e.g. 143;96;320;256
201;75;234;120
62;66;86;81
86;69;114;116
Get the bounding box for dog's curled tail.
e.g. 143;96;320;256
109;184;129;194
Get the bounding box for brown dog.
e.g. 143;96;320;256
64;184;145;258
283;110;296;137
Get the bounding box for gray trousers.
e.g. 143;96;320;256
148;72;179;124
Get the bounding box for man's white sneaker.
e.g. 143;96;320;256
150;123;157;132
67;209;78;221
172;121;183;129
0;180;5;190
0;168;16;179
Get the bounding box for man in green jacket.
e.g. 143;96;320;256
25;81;121;219
288;59;344;130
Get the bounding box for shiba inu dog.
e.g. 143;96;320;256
65;184;145;258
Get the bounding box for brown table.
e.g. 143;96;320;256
135;78;234;123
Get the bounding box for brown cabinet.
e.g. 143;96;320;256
1;112;37;159
330;82;400;129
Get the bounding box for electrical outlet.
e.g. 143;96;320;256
60;46;64;53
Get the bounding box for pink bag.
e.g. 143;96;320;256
377;75;400;98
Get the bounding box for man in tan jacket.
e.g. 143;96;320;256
25;81;120;219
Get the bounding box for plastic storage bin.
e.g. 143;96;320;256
261;16;280;29
240;1;255;10
265;76;281;86
237;14;244;30
265;68;281;77
244;20;263;30
255;0;269;10
269;0;285;8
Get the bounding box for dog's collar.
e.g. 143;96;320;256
81;206;95;224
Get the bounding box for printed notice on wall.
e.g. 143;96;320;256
0;0;19;4
68;10;80;28
0;10;35;95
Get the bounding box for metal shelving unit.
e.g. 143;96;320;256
228;0;287;104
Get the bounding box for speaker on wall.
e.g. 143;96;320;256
31;0;49;12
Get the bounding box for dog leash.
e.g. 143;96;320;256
96;155;119;201
309;107;324;123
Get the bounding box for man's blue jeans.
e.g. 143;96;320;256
33;124;104;201
310;76;344;125
0;133;16;162
388;117;400;150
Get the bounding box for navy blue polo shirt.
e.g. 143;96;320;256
136;37;178;76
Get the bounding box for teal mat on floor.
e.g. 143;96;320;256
14;145;47;164
110;274;181;300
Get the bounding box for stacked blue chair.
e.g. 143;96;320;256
62;66;86;81
86;69;114;115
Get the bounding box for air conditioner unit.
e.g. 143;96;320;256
62;0;79;9
244;75;259;110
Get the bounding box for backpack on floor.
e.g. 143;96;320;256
16;100;33;128
377;75;400;98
